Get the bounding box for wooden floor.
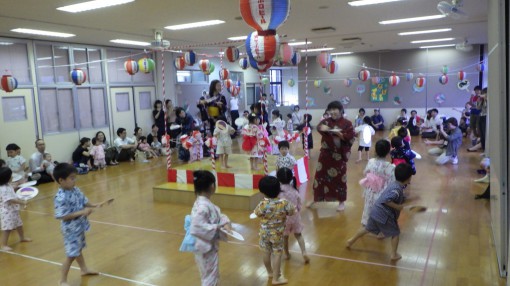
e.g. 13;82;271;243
0;132;505;286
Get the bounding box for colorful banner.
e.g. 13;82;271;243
370;78;388;102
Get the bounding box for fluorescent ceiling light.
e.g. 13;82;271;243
0;42;13;45
228;35;248;41
110;39;150;46
419;44;455;49
288;41;312;46
57;0;134;13
348;0;403;6
398;28;452;36
411;38;455;44
300;47;335;52
331;52;353;55
165;20;225;30
11;28;75;38
379;15;445;25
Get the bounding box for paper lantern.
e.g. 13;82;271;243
261;78;270;85
344;78;352;87
314;80;322;88
389;73;400;87
204;63;215;75
476;63;485;72
138;58;155;73
174;57;185;70
441;65;449;74
316;52;331;69
458;70;466;81
70;69;87;85
288;79;295;87
226;46;240;62
240;0;290;33
415;75;426;88
184;50;196;66
326;60;339;74
124;59;139;75
406;71;414;81
245;31;280;64
358;68;370;81
224;79;234;89
248;55;273;72
1;75;18;92
279;43;294;63
239;57;249;70
439;74;448;85
236;80;242;87
198;59;211;73
289;51;301;65
229;85;240;96
219;68;230;80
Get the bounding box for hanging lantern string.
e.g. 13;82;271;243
304;39;309;160
35;51;149;69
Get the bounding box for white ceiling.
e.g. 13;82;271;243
0;0;488;53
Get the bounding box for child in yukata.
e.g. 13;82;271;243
346;163;414;261
53;163;113;286
254;176;296;285
41;153;56;179
213;120;235;169
190;170;232;286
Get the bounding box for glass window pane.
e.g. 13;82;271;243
39;89;59;133
91;89;107;127
77;88;92;129
57;89;75;130
36;44;55;84
139;91;152;110
116;92;130;112
191;71;207;83
176;71;191;83
88;49;103;83
0;43;31;84
107;49;132;83
73;48;89;82
54;46;71;83
2;96;27;122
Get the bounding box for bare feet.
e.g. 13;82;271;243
284;252;291;260
267;272;273;278
59;281;70;286
390;253;402;261
272;276;289;285
336;202;345;212
346;239;354;249
1;245;13;251
81;270;99;276
305;201;315;208
20;237;32;242
303;255;310;264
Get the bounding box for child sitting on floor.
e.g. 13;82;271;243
390;136;416;175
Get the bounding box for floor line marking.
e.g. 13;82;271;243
0;250;158;286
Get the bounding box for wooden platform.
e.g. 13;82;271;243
153;182;264;210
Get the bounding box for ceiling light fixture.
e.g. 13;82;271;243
165;20;225;30
348;0;403;6
0;42;14;45
57;0;135;13
411;38;455;44
398;28;452;36
288;41;312;46
419;44;455;49
300;47;335;52
11;28;75;38
110;39;151;46
331;52;353;55
228;36;248;41
379;15;446;25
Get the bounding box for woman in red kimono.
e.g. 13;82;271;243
311;101;355;211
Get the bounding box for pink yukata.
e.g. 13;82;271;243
278;184;303;235
190;196;230;286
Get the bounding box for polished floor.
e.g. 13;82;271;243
0;131;504;286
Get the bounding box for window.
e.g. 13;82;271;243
2;96;27;122
54;46;71;83
115;92;130;112
176;70;208;83
269;69;283;105
139;91;152;110
39;88;75;132
73;48;104;83
77;88;108;129
0;42;31;84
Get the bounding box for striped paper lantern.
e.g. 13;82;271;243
224;79;234;89
441;65;449;74
289;51;301;65
476;63;485;72
204;63;215;75
406;71;414;81
1;75;18;92
415;75;426;88
226;46;240;62
229;85;240;96
240;0;290;33
316;52;331;69
124;59;139;75
245;31;280;64
138;58;155;73
184;50;196;66
344;78;352;87
279;43;294;63
239;57;249;70
326;60;339;74
389;73;400;87
458;70;466;81
248;55;273;72
70;69;87;85
439;74;448;85
174;57;186;70
198;59;211;73
358;68;370;81
219;68;230;80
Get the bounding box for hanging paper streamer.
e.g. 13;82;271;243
184;50;196;66
70;69;87;85
124;59;139;75
261;77;270;85
239;57;249;69
174;57;186;70
441;65;449;74
344;78;352;87
240;0;291;33
323;86;332;95
458;70;466;81
415;75;426;88
476;62;485;72
288;79;295;87
434;93;446;105
314;80;322;88
138;58;155;73
198;59;211;73
389;73;400;87
289;51;301;65
340;96;351;105
316;52;331;68
393;96;402;106
246;31;280;64
225;46;240;62
406;70;414;81
219;68;230;80
326;60;339;74
279;43;294;63
439;74;448;85
356;84;366;96
358;68;370;81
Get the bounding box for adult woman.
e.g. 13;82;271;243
175;107;194;136
152;100;165;141
291;106;303;129
95;131;119;165
72;137;94;170
166;99;176;126
133;127;143;143
311;101;355;211
206;80;227;126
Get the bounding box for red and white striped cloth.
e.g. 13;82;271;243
167;169;264;189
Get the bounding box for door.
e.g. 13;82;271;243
110;87;135;139
134;86;156;133
0;89;37;159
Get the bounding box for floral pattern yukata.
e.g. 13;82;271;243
190;196;230;286
278;184;303;235
54;187;90;257
254;198;296;253
0;185;22;230
313;117;355;202
360;159;395;225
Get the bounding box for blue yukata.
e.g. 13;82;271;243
365;181;406;237
54;187;90;257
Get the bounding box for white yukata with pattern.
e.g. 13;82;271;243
0;185;22;230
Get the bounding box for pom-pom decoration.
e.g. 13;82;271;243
279;43;294;63
229;85;240;96
415;75;426;88
198;59;211;73
358;68;370;81
248;56;273;72
138;58;155;73
326;60;339;74
439;74;448;85
239;57;249;70
224;79;234;89
240;0;290;33
389;73;400;87
406;71;414;81
289;51;301;65
261;77;270;85
441;65;448;74
476;62;485;72
458;70;466;81
219;68;230;80
70;69;87;85
174;57;186;71
314;80;322;88
288;79;295;87
1;75;18;92
225;46;240;62
344;78;352;87
124;59;139;75
245;31;280;64
316;52;332;69
184;50;196;66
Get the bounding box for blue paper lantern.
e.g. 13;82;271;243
239;57;249;70
240;0;290;34
70;69;87;85
184;50;196;66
